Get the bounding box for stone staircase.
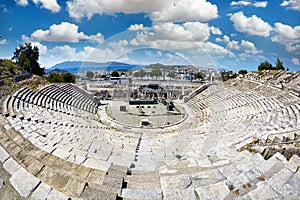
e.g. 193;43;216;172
121;171;162;200
81;165;128;200
130;133;156;172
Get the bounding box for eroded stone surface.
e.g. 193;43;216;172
9;167;40;198
195;181;230;200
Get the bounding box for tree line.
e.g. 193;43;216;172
258;58;285;71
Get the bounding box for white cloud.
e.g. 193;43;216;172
230;1;252;6
27;22;104;44
31;42;48;54
229;12;272;37
230;1;268;8
286;44;300;54
21;36;48;54
49;45;76;58
227;40;240;50
253;1;268;8
66;0;165;19
183;22;211;41
15;0;60;12
37;44;132;68
272;22;300;54
210;26;222;35
32;0;61;13
240;40;261;54
129;22;212;47
216;35;239;50
152;22;194;41
128;24;145;31
0;39;8;45
281;0;300;11
216;35;262;55
202;41;235;57
66;0;218;22
128;23;234;60
150;0;218;22
88;33;105;44
15;0;28;6
292;57;299;65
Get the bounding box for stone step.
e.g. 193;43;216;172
107;164;128;177
80;185;118;200
0;117;106;198
125;173;161;190
121;188;162;200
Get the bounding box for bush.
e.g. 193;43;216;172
238;69;248;75
4;78;13;85
47;72;76;83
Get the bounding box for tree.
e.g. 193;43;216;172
167;71;176;79
238;69;248;75
195;72;204;79
139;69;147;79
63;72;76;83
149;69;162;80
12;43;44;76
19;54;31;72
111;70;119;77
47;73;64;83
133;71;140;78
275;58;285;70
47;72;76;83
86;71;94;80
258;61;273;71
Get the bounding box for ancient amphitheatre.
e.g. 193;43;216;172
0;70;300;200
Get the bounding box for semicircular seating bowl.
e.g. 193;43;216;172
0;81;299;199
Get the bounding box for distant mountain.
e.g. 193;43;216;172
45;68;69;75
49;61;129;69
47;61;141;74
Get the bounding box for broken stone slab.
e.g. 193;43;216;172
243;167;262;182
9;167;41;198
3;157;21;175
4;124;11;130
247;182;282;200
268;168;293;192
52;148;71;160
278;183;299;199
0;146;10;162
286;171;300;197
226;172;249;189
285;154;300;173
30;181;52;199
195;181;230;200
256;154;284;179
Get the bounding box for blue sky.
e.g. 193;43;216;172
0;0;299;72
